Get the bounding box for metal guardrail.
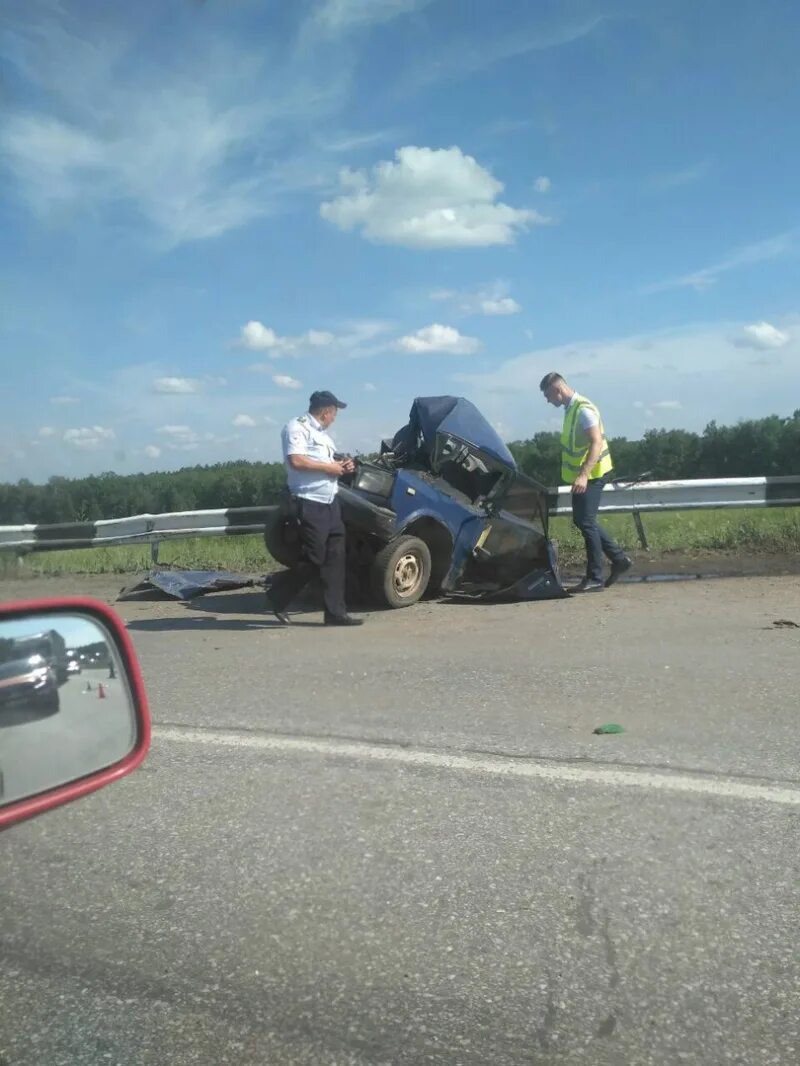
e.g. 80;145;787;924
1;476;798;556
551;475;800;516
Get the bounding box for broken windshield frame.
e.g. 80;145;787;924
430;432;513;506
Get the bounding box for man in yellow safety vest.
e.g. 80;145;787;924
540;372;632;592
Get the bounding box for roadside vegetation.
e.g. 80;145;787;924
8;508;799;577
2;411;799;576
2;411;799;525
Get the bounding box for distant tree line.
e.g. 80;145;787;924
1;412;798;525
509;411;800;486
0;461;287;525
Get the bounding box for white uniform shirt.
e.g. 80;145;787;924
566;392;600;433
281;413;338;504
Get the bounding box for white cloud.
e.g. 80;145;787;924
455;316;800;441
144;445;161;459
406;13;609;90
63;426;115;450
431;281;521;316
243;318;393;367
534;176;551;193
38;426;55;437
310;0;434;33
364;382;378;392
233;414;258;427
736;321;791;350
306;329;336;347
151;377;203;394
274;374;303;389
320;146;547;249
157;424;201;450
0;7;348;246
50;395;79;405
2;101;277;246
644;231;796;294
397;324;481;355
240;321;281;351
321;128;404;155
480;296;521;316
238;320;336;355
649;160;711;192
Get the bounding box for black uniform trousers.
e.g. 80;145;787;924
269;496;347;618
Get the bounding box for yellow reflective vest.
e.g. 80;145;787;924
561;394;613;483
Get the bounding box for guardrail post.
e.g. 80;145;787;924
633;513;649;550
151;540;160;567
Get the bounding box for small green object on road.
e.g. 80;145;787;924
593;723;625;735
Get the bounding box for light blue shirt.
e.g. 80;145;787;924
281;413;339;504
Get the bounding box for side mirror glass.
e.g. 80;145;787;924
0;600;150;829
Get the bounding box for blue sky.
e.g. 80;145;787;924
1;613;108;651
1;0;798;483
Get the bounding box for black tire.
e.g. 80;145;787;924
40;688;60;714
264;511;302;568
370;535;431;608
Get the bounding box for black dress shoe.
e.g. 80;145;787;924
569;578;605;594
265;592;291;625
605;555;632;587
323;613;364;626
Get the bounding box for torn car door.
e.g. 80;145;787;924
443;469;567;600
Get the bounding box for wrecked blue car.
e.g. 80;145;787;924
266;396;567;607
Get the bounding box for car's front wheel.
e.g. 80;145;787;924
370;535;431;608
264;510;302;569
39;687;60;714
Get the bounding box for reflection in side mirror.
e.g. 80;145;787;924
0;602;150;827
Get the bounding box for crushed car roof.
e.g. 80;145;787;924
405;396;517;470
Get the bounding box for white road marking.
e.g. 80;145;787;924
154;726;800;807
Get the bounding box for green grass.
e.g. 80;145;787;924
5;508;800;577
16;535;280;577
551;507;800;566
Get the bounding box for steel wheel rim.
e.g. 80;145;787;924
393;552;422;597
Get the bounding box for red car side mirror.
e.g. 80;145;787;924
0;597;151;830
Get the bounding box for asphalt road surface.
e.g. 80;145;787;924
1;572;799;1066
0;669;135;806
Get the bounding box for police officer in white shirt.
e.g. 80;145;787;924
267;390;364;626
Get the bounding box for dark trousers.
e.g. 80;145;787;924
269;496;347;617
571;475;625;581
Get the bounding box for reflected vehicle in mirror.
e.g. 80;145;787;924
0;647;60;715
5;626;68;685
0;598;150;830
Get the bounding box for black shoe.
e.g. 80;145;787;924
265;592;291;625
569;578;605;594
605;556;632;588
323;613;364;626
